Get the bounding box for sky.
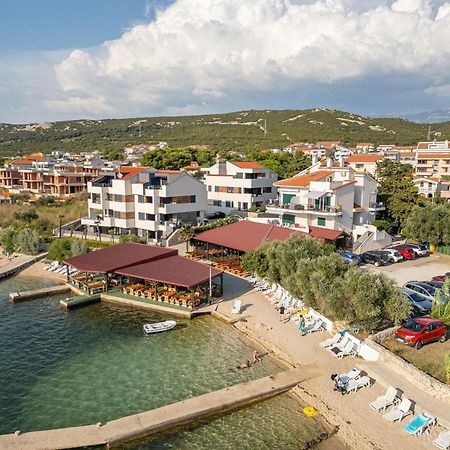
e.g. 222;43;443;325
1;0;450;123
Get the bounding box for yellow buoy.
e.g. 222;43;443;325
303;406;318;417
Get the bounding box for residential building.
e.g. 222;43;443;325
356;142;375;153
82;166;207;242
345;154;384;176
204;161;277;214
266;165;383;235
413;177;450;199
415;140;450;178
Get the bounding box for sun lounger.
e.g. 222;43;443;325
403;412;436;437
383;398;413;423
305;318;324;334
330;340;357;359
433;430;450;449
46;261;59;271
344;376;372;393
328;336;349;352
369;386;402;412
320;333;343;348
231;300;242;314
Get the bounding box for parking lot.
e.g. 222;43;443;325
366;253;450;286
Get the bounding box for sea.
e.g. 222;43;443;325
0;275;332;449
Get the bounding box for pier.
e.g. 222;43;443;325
0;367;312;449
9;285;71;303
59;293;101;309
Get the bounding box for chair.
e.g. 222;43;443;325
330;340;357;359
344;376;372;394
369;386;402;412
305;318;324;334
320;333;343;348
231;300;242;314
383;398;413;423
403;412;436;437
433;430;450;449
328;336;349;352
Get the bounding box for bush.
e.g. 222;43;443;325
13;228;41;255
371;220;391;233
194;217;237;234
0;226;17;254
431;279;450;322
70;239;88;257
119;233;143;243
14;209;39;223
48;238;72;263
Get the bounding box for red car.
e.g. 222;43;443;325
392;246;416;260
432;272;450;282
395;318;447;349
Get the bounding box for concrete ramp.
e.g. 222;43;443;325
0;367;314;450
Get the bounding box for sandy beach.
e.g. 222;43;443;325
19;261;66;282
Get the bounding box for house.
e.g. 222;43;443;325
82;166;207;242
266;165;383;235
356;142;375;153
415;141;450;178
204;161;277;214
345;154;384;176
413;176;450;199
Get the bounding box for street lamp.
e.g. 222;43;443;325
94;214;103;242
58;214;65;238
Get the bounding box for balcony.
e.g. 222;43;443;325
267;202;342;216
368;202;385;212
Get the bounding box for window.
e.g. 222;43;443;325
227;187;233;193
115;194;123;202
215;186;220;192
114;211;121;219
208;185;212;192
145;196;153;204
91;193;101;204
317;217;326;226
235;173;243;179
138;212;145;220
262;187;272;193
137;195;144;203
356;164;364;169
107;193;113;201
225;201;233;208
282;214;295;225
282;193;295;205
243;202;248;209
213;200;222;207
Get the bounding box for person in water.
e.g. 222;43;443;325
252;350;262;364
237;360;251;369
298;314;306;335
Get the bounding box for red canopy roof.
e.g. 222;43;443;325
195;221;303;252
115;255;222;289
64;243;177;273
309;226;345;241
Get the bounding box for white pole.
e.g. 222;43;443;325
209;264;212;300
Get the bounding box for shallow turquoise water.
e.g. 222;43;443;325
0;275;327;448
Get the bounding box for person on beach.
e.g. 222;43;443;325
237;359;251;369
279;305;285;322
298;314;306;335
252;350;262;364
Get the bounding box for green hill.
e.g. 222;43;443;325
1;108;449;157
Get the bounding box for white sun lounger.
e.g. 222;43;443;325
231;300;242;314
46;261;59;271
433;430;450;449
328;336;350;352
383;398;413;423
320;333;343;348
369;386;402;412
305;318;324;334
345;376;372;393
330;340;357;359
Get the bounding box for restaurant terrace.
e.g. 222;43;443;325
64;243;223;311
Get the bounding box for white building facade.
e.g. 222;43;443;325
82;167;207;242
204;161;277;214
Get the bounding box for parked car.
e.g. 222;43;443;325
402;243;428;257
403;281;438;302
338;251;362;265
395;317;447;349
382;248;403;263
391;246;416;260
432;272;450;282
360;251;390;267
206;211;226;220
400;288;432;316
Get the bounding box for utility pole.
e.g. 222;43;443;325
427;125;431;141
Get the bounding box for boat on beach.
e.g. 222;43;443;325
143;320;177;334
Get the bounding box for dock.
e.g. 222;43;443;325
0;253;47;281
9;285;71;303
0;367;313;449
59;294;101;309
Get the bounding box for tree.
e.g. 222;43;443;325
431;278;450;321
107;229;116;244
105;148;124;161
371;220;391;233
179;224;195;252
13;228;41;255
119;233;142;243
0;226;17;254
48;238;72;263
70;239;88;257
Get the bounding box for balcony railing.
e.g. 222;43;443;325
267;202;342;214
368;202;385;211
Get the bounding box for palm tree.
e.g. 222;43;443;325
179;224;195;253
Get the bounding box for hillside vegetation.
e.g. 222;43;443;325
1;108;449;157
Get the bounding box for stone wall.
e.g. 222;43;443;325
366;336;450;404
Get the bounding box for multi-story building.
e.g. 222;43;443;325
266;165;383;234
82;166;207;241
345;154;384;176
204;161;277;214
413;176;450;199
415;141;450;179
0;153;105;197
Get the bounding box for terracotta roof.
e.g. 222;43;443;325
116;167;148;180
331;180;357;190
9;158;34;165
65;243;177;273
416;153;450;159
309;226;345;241
231;161;264;169
195;221;302;252
156;169;181;174
274;171;333;187
115;255;222;289
417;142;450;150
28;153;47;162
346;155;383;163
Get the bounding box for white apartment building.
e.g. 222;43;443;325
413;177;450;199
415;141;450;179
82;167;207;242
345;154;384;176
266;165;383;234
204;161;277;214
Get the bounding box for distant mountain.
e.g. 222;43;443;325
1;108;450;157
401;109;450;124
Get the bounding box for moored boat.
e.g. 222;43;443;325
143;320;177;334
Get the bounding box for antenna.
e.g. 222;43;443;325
264;118;267;135
427;125;431;141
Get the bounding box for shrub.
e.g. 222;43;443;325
0;226;17;254
70;239;88;257
13;228;41;255
48;238;72;263
371;219;392;233
119;233;143;243
14;209;39;223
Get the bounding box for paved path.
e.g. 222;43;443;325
0;254;46;280
0;369;308;450
206;273;450;450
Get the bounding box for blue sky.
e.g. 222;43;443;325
1;0;450;124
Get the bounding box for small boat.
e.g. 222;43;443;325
143;320;177;334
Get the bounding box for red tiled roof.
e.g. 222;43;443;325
274;171;333;187
331;180;357;190
231;161;264;169
64;243;177;273
416;153;450;159
417;142;450;150
115;255;222;289
308;226;345;240
116;167;148;180
156;169;181;174
346;155;383;163
195;221;302;252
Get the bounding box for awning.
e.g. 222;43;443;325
306;191;326;199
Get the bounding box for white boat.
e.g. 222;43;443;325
143;320;177;334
